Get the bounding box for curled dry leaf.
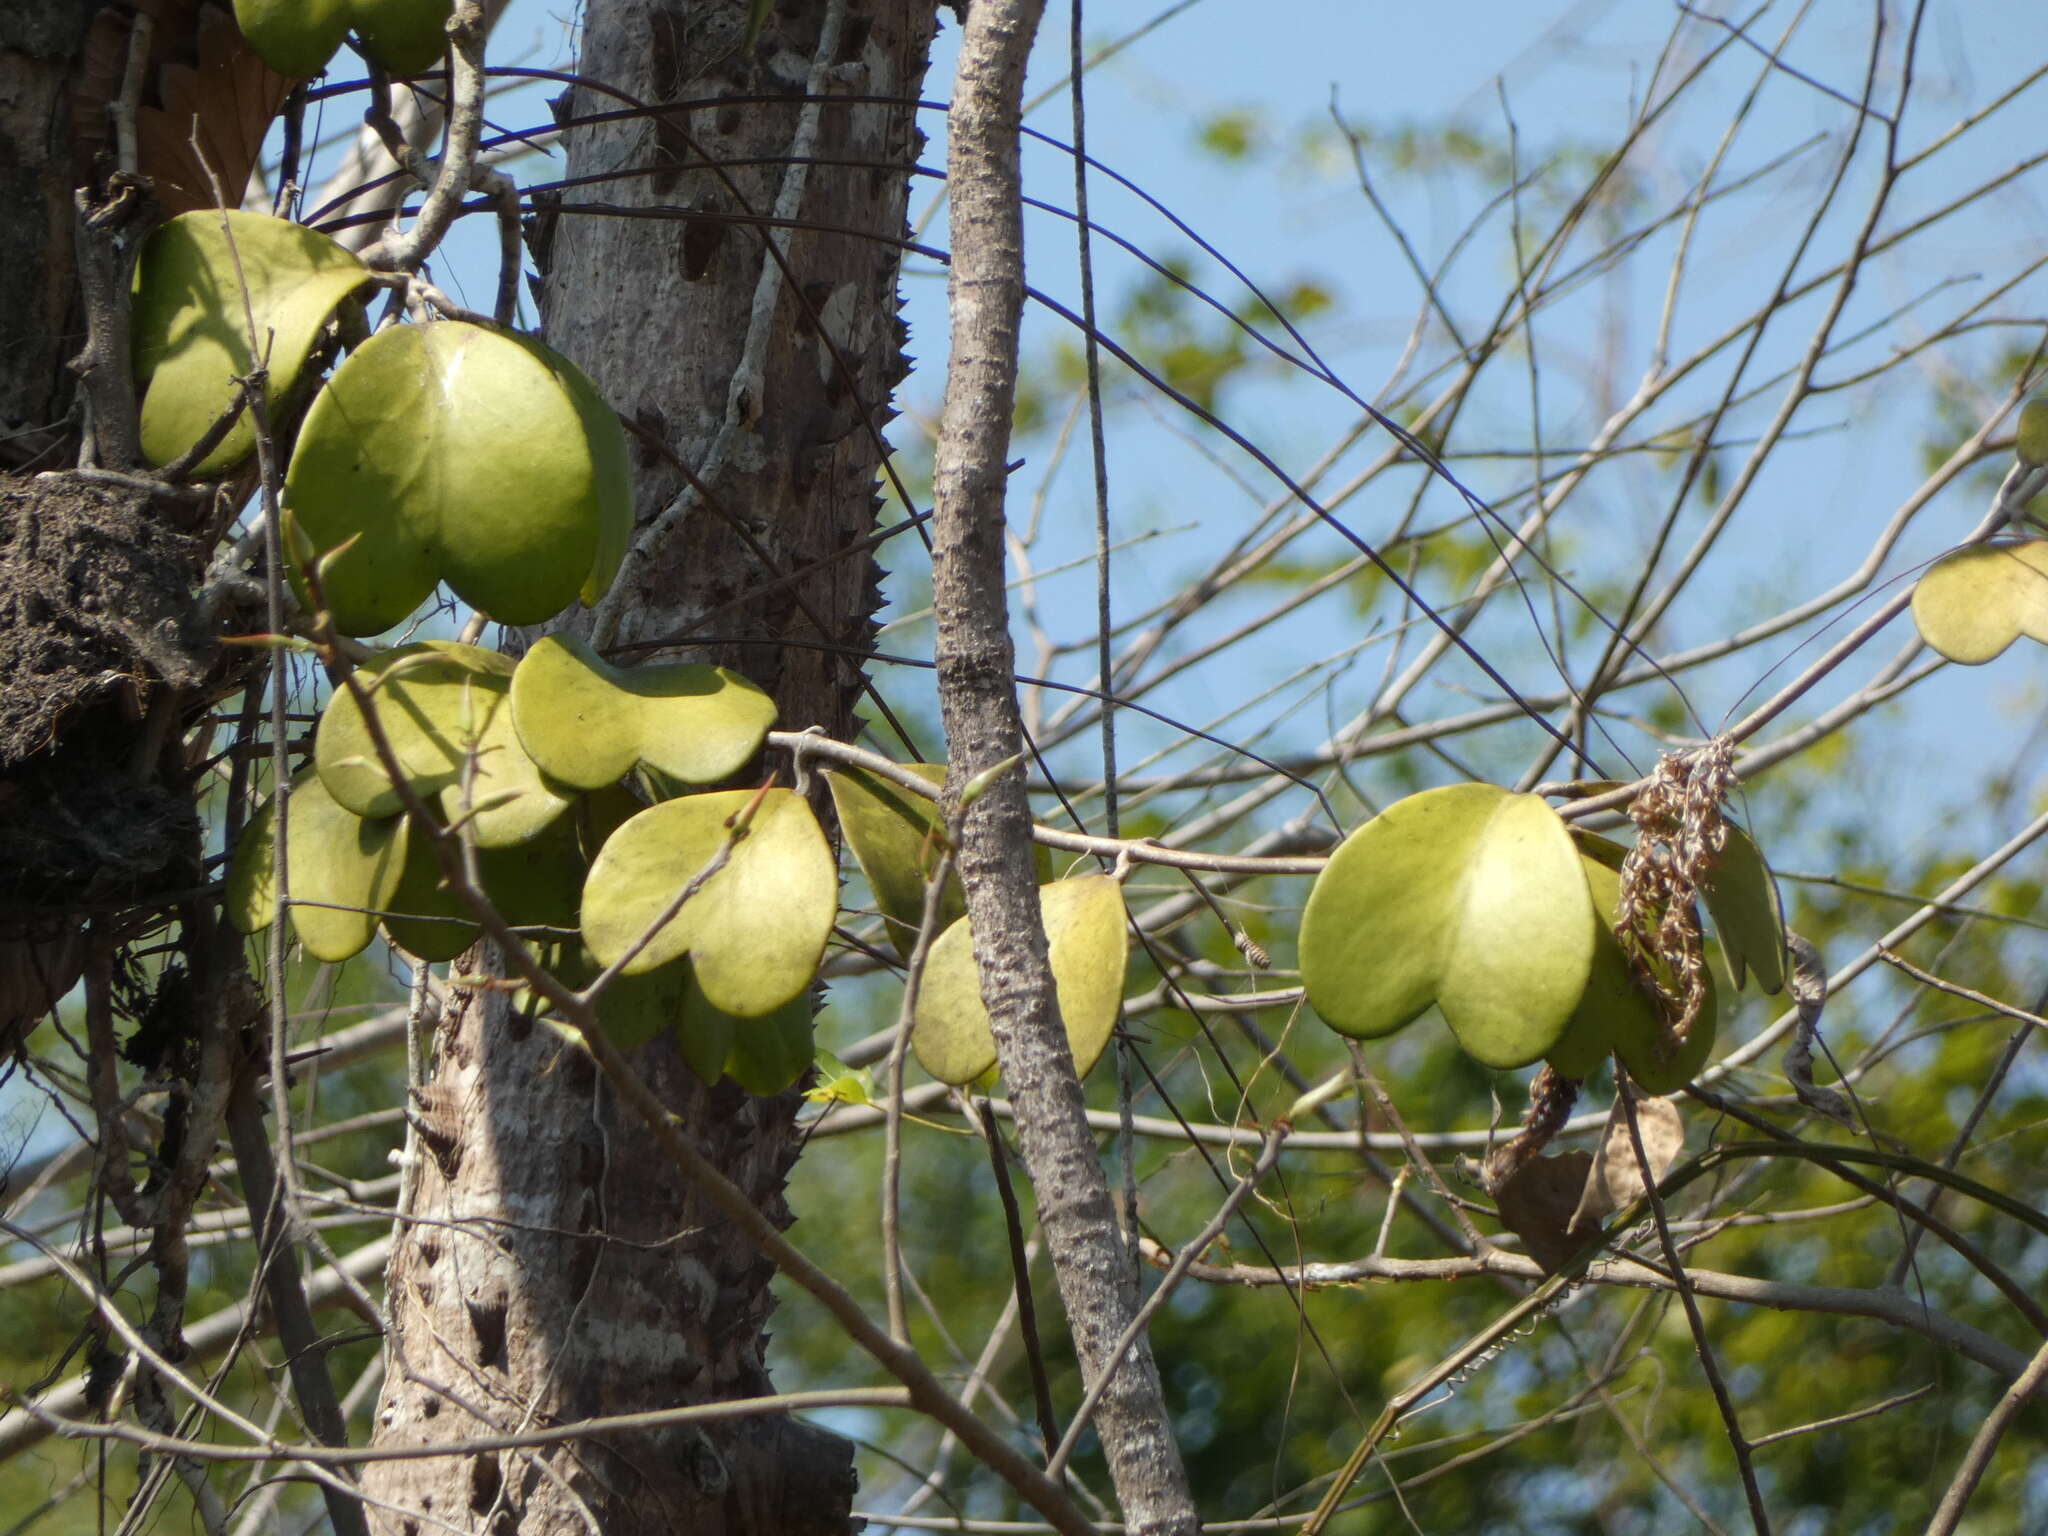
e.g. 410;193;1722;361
1492;1150;1603;1274
1782;931;1859;1129
1578;1093;1684;1224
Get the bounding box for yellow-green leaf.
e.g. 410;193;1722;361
825;764;962;953
1703;821;1785;994
2018;393;2048;469
381;813;583;960
579;789;835;1016
804;1051;876;1108
133;212;368;476
911;874;1128;1087
225;769;407;963
284;321;632;635
1300;784;1597;1069
234;0;350;76
349;0;452;74
509;633;775;791
1910;541;2048;664
315;643;572;845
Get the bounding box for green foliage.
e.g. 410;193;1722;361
1696;823;1788;993
233;0;352;77
227;766;408;962
910;874;1129;1085
1301;784;1597;1067
1550;832;1718;1091
826;762;963;952
509;632;775;790
1197;109;1263;162
1911;540;2048;663
579;788;836;1014
132;211;369;475
32;27;2048;1535
348;0;454;74
382;813;584;959
284;320;631;633
315;642;574;844
2019;393;2048;468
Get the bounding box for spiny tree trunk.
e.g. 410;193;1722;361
361;2;938;1531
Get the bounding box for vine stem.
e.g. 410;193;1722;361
929;0;1198;1530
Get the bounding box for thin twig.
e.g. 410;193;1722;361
884;851;956;1343
1617;1080;1769;1533
1922;1338;2048;1535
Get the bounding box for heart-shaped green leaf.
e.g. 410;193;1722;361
1702;821;1785;994
350;0;453;75
284;320;632;634
226;769;408;963
911;874;1128;1087
1300;784;1597;1070
381;812;584;960
1546;833;1716;1091
825;763;964;952
234;0;351;76
579;788;836;1016
723;992;816;1095
133;211;369;476
315;643;573;846
509;633;775;791
1911;541;2048;664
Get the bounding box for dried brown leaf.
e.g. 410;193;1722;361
1493;1150;1602;1274
1578;1094;1684;1223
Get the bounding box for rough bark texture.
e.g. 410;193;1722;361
928;3;1197;1534
0;1;91;471
361;2;938;1531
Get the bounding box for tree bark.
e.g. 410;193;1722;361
361;2;938;1531
930;3;1198;1533
0;1;91;472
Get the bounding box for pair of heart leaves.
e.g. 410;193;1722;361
131;212;632;633
314;637;773;840
229;770;838;1024
231;638;819;1015
1299;783;1785;1086
907;876;1131;1089
235;0;453;79
1911;541;2048;665
227;769;818;1091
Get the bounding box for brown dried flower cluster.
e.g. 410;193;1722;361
1616;737;1736;1053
